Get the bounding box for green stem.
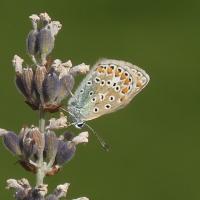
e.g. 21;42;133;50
36;108;46;186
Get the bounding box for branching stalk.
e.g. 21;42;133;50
36;108;46;186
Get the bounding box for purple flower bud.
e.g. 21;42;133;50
42;70;60;104
22;68;34;98
34;66;47;103
55;140;76;166
63;131;75;141
2;131;21;156
44;131;58;163
15;68;40;110
19;127;43;161
38;25;55;65
26;15;40;64
26;28;39;57
32;184;47;199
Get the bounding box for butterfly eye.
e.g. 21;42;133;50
76;122;85;129
105;104;111;109
89;91;94;96
95;77;101;83
91;97;96;102
109;96;115;102
87;81;92;85
93;107;99;113
129;77;132;82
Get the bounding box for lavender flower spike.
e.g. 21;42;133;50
5;12;94;199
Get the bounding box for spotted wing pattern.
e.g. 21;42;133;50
68;59;150;122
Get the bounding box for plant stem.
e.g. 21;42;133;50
36;108;46;186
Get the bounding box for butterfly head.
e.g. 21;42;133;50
75;122;85;129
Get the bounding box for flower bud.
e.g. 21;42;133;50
50;21;62;36
42;70;61;105
55;140;76;166
12;55;24;74
2;131;21;156
34;66;47;103
22;68;34;97
31;184;48;200
37;25;55;65
69;63;90;76
53;183;70;198
46;113;68;130
44;130;58;163
27;15;40;64
39;12;51;26
6;178;31;200
63;131;75;141
19;127;43;161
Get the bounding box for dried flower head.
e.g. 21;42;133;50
0;127;88;176
12;55;89;112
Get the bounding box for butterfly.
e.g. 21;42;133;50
67;59;150;149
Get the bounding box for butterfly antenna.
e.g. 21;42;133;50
68;89;79;102
85;123;110;152
60;106;68;113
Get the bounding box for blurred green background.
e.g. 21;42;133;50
0;0;199;199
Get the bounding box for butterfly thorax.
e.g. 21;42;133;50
67;104;85;126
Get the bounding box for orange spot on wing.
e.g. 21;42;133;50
96;66;105;73
119;96;125;102
136;80;142;88
107;67;113;74
124;78;130;85
115;70;120;77
120;73;127;80
121;87;129;94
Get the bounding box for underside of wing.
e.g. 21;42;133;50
68;59;150;122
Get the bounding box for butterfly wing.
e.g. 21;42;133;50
68;59;150;122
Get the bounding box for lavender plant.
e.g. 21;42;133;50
0;12;90;200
